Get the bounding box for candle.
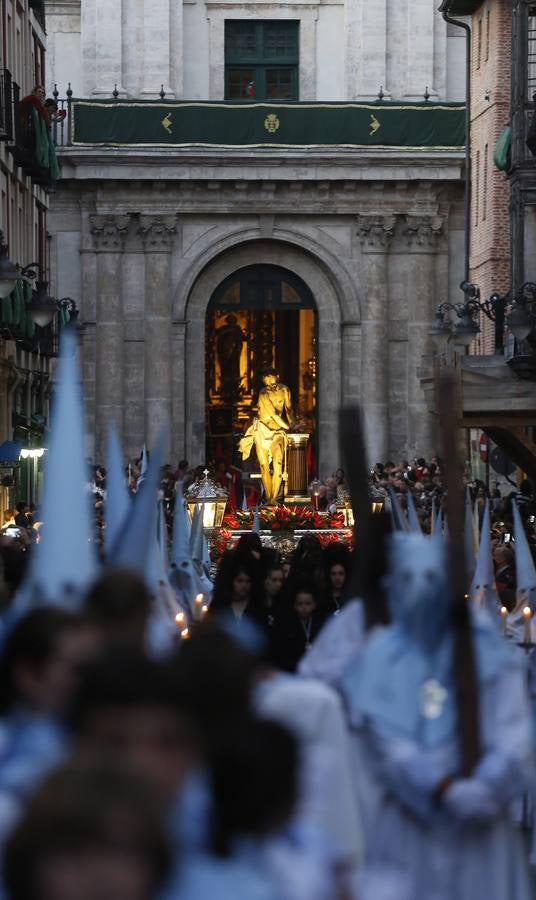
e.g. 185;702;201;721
194;593;203;622
500;606;508;635
202;604;208;617
523;606;532;644
181;627;190;640
175;611;185;628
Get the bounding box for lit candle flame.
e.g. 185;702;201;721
195;593;203;605
202;604;208;616
523;606;532;644
175;612;185;627
181;627;190;640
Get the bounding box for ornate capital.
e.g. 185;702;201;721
138;216;177;252
403;215;444;250
90;215;130;252
356;215;396;251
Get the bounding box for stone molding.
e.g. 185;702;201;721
89;214;130;252
403;215;444;250
137;216;177;252
356;214;397;251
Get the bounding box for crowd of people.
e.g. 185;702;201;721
1;442;536;900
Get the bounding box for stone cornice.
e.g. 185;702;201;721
89;214;130;251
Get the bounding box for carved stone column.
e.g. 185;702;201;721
403;215;444;457
90;214;130;461
357;215;395;464
138;216;176;456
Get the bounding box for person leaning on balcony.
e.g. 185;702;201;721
19;85;50;125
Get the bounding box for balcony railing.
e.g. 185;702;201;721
50;88;466;151
5;80;60;186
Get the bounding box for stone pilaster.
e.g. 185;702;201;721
93;0;126;96
171;321;187;465
141;0;174;98
356;214;396;464
403;214;444;456
90;214;130;461
405;0;437;100
138;215;176;457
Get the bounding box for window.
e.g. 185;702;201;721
485;10;490;62
529;6;536;101
483;144;488;221
225;21;299;101
476;17;482;69
475;150;480;227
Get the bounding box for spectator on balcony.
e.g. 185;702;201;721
19;85;49;124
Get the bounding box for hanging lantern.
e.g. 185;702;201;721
185;469;228;529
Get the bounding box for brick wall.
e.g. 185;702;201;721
469;0;511;354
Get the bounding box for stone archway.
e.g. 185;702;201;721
175;239;359;474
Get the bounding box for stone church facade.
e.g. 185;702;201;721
44;0;467;472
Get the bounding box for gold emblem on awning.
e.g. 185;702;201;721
162;113;172;134
370;113;381;136
264;113;280;134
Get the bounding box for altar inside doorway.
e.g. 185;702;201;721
205;264;317;489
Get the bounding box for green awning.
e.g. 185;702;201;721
70;99;466;150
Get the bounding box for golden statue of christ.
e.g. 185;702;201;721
238;367;293;505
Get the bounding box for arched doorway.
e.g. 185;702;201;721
205;264;317;475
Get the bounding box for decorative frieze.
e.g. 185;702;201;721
89;214;130;251
137;215;177;252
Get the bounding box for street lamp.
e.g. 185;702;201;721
185;469;228;529
504;283;536;341
430;281;510;353
27;281;59;327
0;231;20;299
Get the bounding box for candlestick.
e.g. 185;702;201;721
193;593;204;622
500;606;508;635
523;606;532;644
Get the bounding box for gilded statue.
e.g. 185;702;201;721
239;367;293;504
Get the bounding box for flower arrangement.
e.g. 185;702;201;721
222;506;347;532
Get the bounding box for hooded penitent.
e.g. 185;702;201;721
469;500;500;622
509;500;536;642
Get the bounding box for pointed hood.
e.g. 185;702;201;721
190;503;204;564
108;431;166;583
431;497;437;535
388;487;409;533
469;499;499;620
508;500;536;641
252;504;261;534
22;330;99;608
405;490;422;533
105;425;131;556
137;445;148;490
171;480;191;567
433;504;443;539
464;488;477;582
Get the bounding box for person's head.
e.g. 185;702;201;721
71;650;198;797
329;562;346;594
261;367;278;390
225;314;238;325
171;623;259;746
231;566;252;601
0;608;97;716
493;545;515;568
84;569;152;648
4;760;170;900
264;565;284;600
32;85;45;100
293;588;316;621
177;459;188;472
210;717;297;856
235;531;263;561
15;501;27;515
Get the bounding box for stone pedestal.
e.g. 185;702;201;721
285;433;310;501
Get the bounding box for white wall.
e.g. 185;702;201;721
45;0;465;103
